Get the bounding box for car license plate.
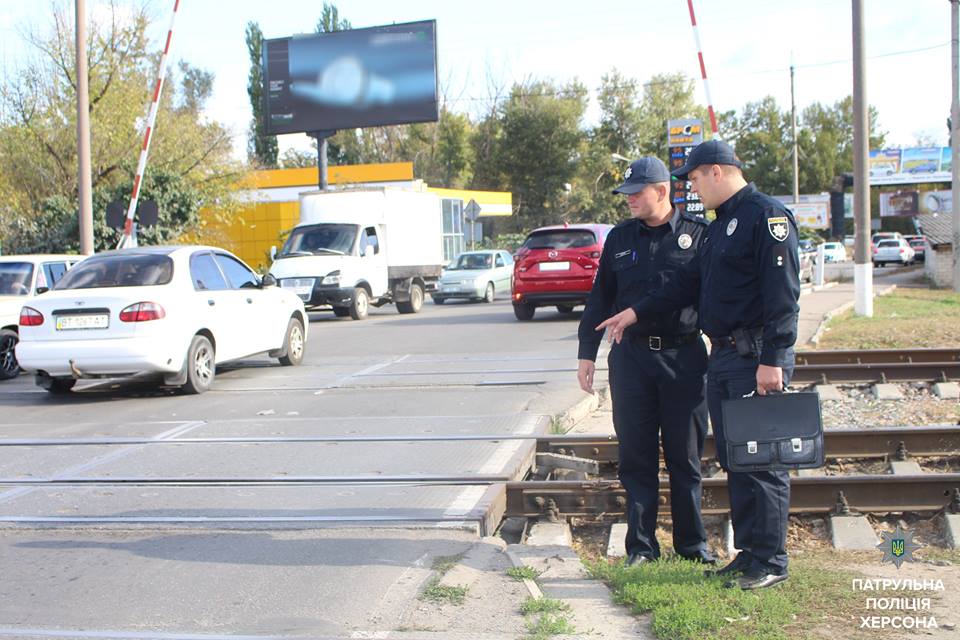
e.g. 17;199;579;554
56;314;109;331
539;261;570;272
282;278;315;296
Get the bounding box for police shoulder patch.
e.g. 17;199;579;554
767;216;789;242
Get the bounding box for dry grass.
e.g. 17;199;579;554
816;288;960;350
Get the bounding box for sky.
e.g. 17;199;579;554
1;0;956;162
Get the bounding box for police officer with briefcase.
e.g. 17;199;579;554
597;140;800;590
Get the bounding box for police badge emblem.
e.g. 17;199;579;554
726;219;738;236
877;524;921;569
677;234;693;249
624;166;633;180
767;216;789;242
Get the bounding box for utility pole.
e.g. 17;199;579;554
851;0;872;316
75;0;94;255
791;57;800;206
952;0;959;292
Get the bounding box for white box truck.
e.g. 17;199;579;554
268;188;444;319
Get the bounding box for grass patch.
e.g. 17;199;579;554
420;583;468;605
817;288;960;349
521;598;575;639
508;565;543;582
418;554;468;606
588;556;861;640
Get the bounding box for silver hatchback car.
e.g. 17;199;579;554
433;250;514;304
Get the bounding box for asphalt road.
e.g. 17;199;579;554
0;296;594;638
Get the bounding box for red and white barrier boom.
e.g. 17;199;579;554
118;0;181;249
686;0;719;136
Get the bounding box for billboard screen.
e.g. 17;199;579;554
262;20;438;135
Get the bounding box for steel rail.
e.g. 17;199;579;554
505;474;960;517
538;425;960;463
4;426;956;459
791;361;960;384
794;348;960;365
0;475;508;486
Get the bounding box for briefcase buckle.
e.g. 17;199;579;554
791;437;803;453
648;336;662;351
747;441;758;455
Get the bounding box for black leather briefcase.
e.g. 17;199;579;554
721;391;824;472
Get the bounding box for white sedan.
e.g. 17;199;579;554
16;246;307;394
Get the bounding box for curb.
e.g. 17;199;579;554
552;385;609;433
807;284;897;346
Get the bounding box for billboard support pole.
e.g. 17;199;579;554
951;0;959;292
311;130;337;191
852;0;873;317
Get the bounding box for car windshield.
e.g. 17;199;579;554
878;240;899;248
909;240;924;246
448;253;493;270
0;262;34;296
824;243;840;249
522;230;596;250
280;224;357;256
54;254;174;289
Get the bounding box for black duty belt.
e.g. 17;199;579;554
630;332;701;351
710;327;763;350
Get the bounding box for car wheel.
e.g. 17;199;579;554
432;296;445;305
349;287;369;320
482;282;495;303
0;329;19;380
278;317;305;366
181;334;215;395
513;302;535;321
556;304;575;314
397;283;424;314
37;375;76;394
332;306;351;317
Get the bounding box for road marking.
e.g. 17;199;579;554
0;421;206;506
0;628;283;639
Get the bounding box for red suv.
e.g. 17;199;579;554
511;223;613;321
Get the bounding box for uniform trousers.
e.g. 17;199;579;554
607;336;709;558
706;344;795;575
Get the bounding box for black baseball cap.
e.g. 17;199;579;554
670;139;743;179
612;157;671;195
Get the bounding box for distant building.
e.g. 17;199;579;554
200;162;512;269
916;214;955;287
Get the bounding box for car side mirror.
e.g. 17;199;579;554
261;273;277;288
35;286;49;295
270;246;277;261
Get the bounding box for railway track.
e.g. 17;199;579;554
792;347;960;384
1;425;959;527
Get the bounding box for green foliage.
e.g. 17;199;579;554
589;556;859;640
521;598;575;640
0;2;241;253
507;566;543;582
520;597;568;614
245;21;277;168
419;583;468;606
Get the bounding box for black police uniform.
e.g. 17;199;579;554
632;183;801;577
578;210;710;561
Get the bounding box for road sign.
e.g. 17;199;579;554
464;199;482;222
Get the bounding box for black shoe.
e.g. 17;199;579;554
679;550;717;565
705;552;750;577
625;552;654;567
725;571;789;590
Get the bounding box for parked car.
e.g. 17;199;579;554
0;254;83;381
821;242;847;263
871;232;903;245
16;246;307;395
433;250;514;304
872;238;915;267
798;239;817;254
511;224;613;321
906;236;926;262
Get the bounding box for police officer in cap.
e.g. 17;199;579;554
577;156;715;567
597;140;800;589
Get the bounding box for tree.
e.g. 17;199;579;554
635;72;710;160
245;21;277;168
0;2;240;252
493;80;588;229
